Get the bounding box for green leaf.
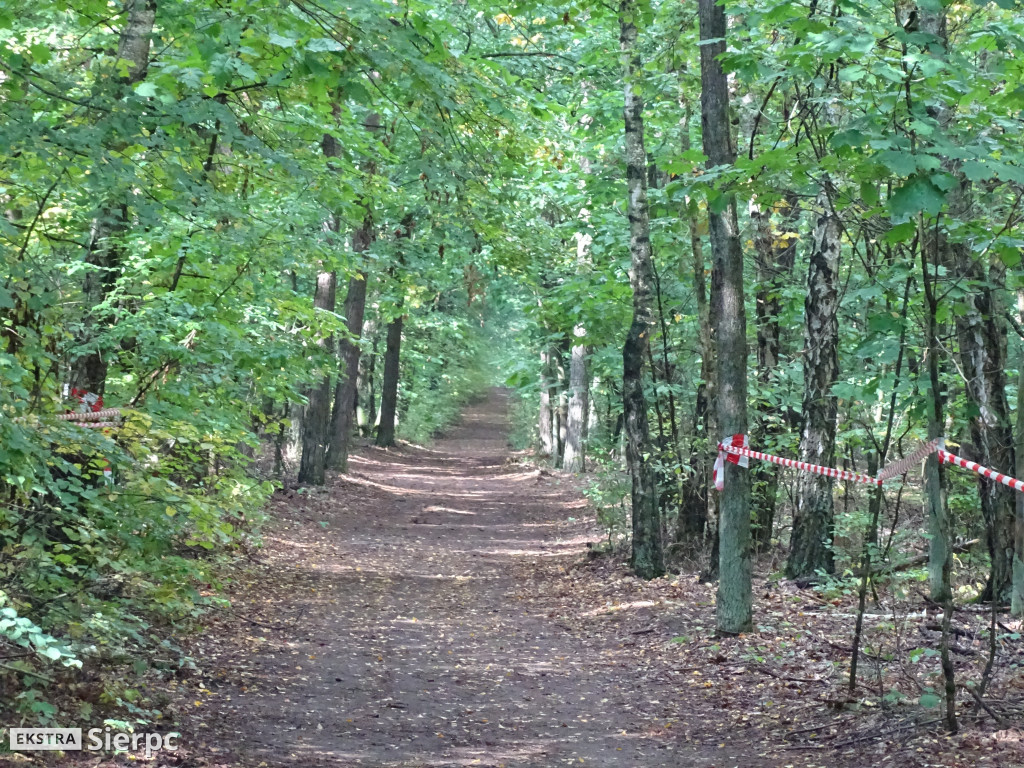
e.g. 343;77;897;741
884;221;917;243
877;151;917;176
918;692;942;709
29;43;50;65
888;176;946;218
860;181;879;208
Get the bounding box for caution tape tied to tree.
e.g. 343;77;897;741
714;434;1024;495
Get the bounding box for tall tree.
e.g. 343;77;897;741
70;0;157;397
562;325;588;473
376;216;414;448
326;113;381;472
297;270;337;484
787;190;841;580
749;194;798;551
619;0;664;580
699;0;752;632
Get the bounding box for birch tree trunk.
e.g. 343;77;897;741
539;348;555;457
699;0;751;632
619;0;664;580
562;326;589;473
787;191;841;579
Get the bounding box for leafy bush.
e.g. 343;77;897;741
0;378;272;724
581;457;631;549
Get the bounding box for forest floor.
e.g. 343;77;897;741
52;389;1024;767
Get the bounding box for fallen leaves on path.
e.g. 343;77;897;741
84;390;1022;768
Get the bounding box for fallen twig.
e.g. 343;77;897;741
224;608;288;631
0;661;55;683
754;664;831;684
832;717;942;748
961;684;1008;728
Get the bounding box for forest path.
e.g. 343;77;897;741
180;389;764;768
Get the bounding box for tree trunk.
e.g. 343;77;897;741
749;193;798;551
375;313;404;447
562;326;589;473
955;254;1015;603
620;0;664;580
539;348;555;457
787;190;841;580
554;342;568;466
675;116;716;556
699;0;751;632
358;318;378;433
375;217;413;448
325;221;372;472
70;0;156;397
922;226;952;603
326;111;379;472
297;270;337;485
1013;291;1024;616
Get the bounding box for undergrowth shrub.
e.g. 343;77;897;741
0;392;272;726
581;456;631;550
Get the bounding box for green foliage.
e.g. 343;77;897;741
581;458;631;548
397;315;491;444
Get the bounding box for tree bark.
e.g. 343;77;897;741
358;317;378;432
326;112;380;471
562;326;589;473
954;254;1015;602
916;7;954;606
375;218;413;447
325;223;371;472
749;193;798;551
676;211;711;545
619;0;664;580
1013;291;1024;616
297;270;337;485
699;0;751;632
375;312;404;447
922;225;952;603
70;0;157;396
787;190;841;580
539;348;555;457
554;341;568;466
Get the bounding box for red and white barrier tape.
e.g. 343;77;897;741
876;438;944;481
713;433;749;491
938;449;1024;493
716;437;881;489
57;408;122;423
715;434;1024;496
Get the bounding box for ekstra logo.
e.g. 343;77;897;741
9;727;179;757
9;728;82;751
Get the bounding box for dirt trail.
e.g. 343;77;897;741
181;389;761;767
